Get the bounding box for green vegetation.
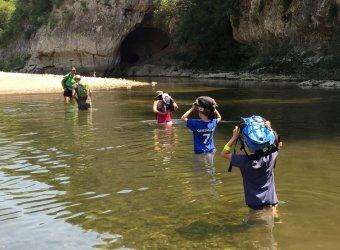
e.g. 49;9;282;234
0;0;54;44
0;54;25;71
153;0;240;70
152;0;179;26
0;0;16;34
62;9;74;24
240;36;302;73
0;0;16;42
327;1;338;21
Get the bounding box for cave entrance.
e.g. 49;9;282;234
119;27;170;73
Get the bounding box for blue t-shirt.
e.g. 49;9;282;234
187;119;217;154
231;150;278;207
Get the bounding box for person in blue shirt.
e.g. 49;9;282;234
221;121;280;217
181;96;222;154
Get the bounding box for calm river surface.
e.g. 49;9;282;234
1;78;340;249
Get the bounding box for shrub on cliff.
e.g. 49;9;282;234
0;0;54;45
153;0;240;70
240;36;303;73
0;0;15;33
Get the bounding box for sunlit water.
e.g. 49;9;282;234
1;78;340;249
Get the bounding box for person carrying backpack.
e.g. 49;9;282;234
61;66;77;103
153;90;178;126
181;96;222;154
221;116;281;216
72;75;92;110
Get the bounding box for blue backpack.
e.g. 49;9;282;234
239;115;275;151
227;115;281;172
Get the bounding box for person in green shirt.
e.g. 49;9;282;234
61;66;77;103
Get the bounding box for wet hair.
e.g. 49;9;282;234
154;90;164;100
199;109;215;120
195;96;217;120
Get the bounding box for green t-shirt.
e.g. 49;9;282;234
63;73;76;90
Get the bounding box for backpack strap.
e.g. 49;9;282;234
271;130;281;169
228;136;248;172
227;139;237;172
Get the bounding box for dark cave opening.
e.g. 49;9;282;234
119;27;170;72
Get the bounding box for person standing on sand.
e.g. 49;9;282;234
61;66;77;103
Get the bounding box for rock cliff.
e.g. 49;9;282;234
231;0;339;46
2;0;338;77
25;0;153;74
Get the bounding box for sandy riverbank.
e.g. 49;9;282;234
0;72;150;95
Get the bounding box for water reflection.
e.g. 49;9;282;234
65;104;78;128
153;126;175;151
78;109;93;127
153;124;178;164
243;208;279;249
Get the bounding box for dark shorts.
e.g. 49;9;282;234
63;89;73;97
247;203;278;210
78;97;91;110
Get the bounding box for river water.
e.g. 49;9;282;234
1;78;340;249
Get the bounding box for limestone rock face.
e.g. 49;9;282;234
231;0;339;45
26;0;151;73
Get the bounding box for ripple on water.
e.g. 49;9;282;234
117;189;133;194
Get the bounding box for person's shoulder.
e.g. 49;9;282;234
271;149;279;158
187;118;199;124
231;153;249;168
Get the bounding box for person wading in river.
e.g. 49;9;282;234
221;119;281;218
72;75;92;110
181;96;222;154
153;90;178;127
61;66;77;103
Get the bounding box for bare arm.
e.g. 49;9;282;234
61;79;66;90
265;120;282;148
181;104;197;122
153;100;167;115
221;126;240;161
72;86;77;100
215;109;222;123
172;99;178;111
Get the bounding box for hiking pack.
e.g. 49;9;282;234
162;93;174;112
240;115;276;151
228;115;281;172
77;83;90;98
